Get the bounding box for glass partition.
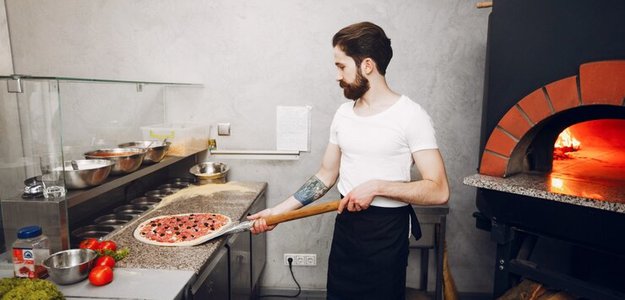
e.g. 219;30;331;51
0;75;203;252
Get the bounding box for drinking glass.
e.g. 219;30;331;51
39;155;66;199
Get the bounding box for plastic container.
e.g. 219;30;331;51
140;123;209;156
12;225;50;278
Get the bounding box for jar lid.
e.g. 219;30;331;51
17;225;42;239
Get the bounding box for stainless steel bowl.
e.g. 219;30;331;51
118;141;170;164
63;159;114;189
93;213;135;226
189;162;229;184
84;148;147;175
71;225;117;240
43;249;98;285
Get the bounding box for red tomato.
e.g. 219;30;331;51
89;265;113;286
79;238;100;250
98;240;117;252
95;255;115;268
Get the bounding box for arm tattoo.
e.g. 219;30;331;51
293;175;329;206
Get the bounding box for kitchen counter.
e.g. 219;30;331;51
0;181;267;300
464;173;625;213
112;181;267;273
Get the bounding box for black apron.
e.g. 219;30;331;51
327;203;421;300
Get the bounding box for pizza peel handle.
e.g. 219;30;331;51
263;200;341;226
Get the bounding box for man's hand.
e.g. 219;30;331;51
338;180;379;213
247;208;277;234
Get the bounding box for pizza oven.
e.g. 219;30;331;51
464;0;625;299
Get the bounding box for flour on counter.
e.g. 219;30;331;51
157;182;255;208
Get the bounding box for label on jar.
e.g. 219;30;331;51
12;248;49;278
13;247;35;278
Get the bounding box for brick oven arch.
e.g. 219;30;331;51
479;60;625;177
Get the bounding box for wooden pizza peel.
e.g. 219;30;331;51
135;200;340;246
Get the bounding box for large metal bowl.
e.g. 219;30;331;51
63;159;114;189
84;148;147;175
189;162;229;184
118;141;170;164
43;249;98;285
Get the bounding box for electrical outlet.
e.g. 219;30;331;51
284;253;316;266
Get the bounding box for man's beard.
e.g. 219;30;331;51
339;69;370;100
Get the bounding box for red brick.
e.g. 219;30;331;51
484;128;518;157
545;76;580;113
580;60;625;105
479;151;509;177
518;88;552;124
498;106;532;140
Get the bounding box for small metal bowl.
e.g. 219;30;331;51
129;196;162;207
84;148;147;175
71;225;117;241
190;162;229;184
113;204;151;215
118;140;171;164
43;249;98;285
93;213;135;226
63;159;114;189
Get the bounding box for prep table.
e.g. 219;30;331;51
2;181;267;300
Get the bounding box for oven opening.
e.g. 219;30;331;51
552;119;625;180
548;119;625;200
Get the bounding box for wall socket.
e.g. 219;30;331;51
284;253;316;266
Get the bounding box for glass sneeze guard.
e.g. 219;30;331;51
0;75;204;253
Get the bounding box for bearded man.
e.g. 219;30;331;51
249;21;450;300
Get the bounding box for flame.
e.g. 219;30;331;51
553;128;581;160
554;128;581;149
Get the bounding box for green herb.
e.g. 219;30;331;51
0;278;64;299
100;247;130;262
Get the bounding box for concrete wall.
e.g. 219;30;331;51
2;0;494;293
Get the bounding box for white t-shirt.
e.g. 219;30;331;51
329;95;438;207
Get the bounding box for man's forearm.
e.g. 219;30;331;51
376;179;449;205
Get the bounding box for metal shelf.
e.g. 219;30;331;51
65;150;202;208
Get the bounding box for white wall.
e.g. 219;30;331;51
3;0;494;293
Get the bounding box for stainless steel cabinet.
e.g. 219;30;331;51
191;247;229;300
228;232;251;300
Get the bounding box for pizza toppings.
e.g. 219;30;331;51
135;213;230;245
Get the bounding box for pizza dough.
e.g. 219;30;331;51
133;213;231;246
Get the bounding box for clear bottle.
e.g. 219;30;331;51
12;225;50;278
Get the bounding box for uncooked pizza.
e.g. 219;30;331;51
133;213;231;246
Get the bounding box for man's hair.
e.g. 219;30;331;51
332;21;393;75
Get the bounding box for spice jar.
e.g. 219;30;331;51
12;225;50;278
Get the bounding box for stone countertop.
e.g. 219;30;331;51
463;173;625;213
110;181;266;274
